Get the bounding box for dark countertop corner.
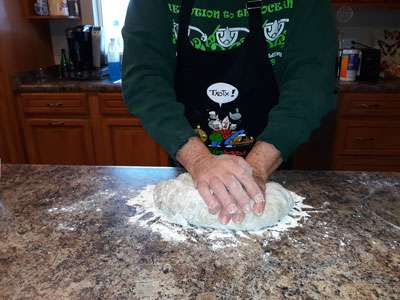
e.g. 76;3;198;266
12;67;121;93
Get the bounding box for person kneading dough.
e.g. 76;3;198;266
122;0;337;225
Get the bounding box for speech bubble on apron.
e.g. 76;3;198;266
207;82;239;107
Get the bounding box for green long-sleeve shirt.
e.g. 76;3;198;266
122;0;337;160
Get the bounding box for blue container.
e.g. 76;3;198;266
109;61;121;82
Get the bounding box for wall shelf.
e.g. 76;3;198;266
28;15;81;20
24;0;81;21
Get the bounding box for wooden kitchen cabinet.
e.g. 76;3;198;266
336;120;400;156
18;93;95;165
101;118;169;166
23;118;95;165
97;93;169;166
333;93;400;171
17;92;169;166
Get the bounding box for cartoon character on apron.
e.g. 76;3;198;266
175;0;280;157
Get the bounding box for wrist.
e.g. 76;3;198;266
176;137;211;173
246;141;282;179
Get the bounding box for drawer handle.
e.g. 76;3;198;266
354;137;375;142
357;103;381;109
47;102;64;108
48;121;65;126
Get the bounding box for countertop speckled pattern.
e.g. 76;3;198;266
12;69;400;93
0;164;399;299
13;69;121;93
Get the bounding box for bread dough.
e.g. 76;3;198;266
154;173;295;231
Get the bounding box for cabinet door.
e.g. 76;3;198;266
23;119;95;165
102;118;169;166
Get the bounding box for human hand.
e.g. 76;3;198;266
246;141;283;215
177;138;264;225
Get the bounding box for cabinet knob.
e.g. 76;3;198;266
48;121;65;126
358;103;381;109
47;102;63;107
354;137;375;142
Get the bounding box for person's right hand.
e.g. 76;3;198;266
177;137;265;225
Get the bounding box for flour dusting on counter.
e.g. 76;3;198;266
127;183;313;249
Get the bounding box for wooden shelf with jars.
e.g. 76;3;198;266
24;0;81;21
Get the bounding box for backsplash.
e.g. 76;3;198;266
337;7;400;48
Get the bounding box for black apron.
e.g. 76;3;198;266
175;0;280;157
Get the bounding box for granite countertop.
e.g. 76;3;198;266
12;68;400;94
0;164;399;299
12;68;121;93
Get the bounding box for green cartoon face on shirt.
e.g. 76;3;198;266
169;0;294;65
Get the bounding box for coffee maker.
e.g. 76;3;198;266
66;25;108;80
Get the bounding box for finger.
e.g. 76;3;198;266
235;174;265;214
232;210;245;224
218;211;232;225
252;177;268;215
252;201;266;216
235;172;264;201
197;181;222;215
209;177;238;214
222;175;251;213
234;156;253;176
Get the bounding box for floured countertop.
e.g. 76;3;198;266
0;165;399;299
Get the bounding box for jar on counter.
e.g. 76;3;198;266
48;0;69;16
34;0;49;16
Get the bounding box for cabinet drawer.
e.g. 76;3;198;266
336;120;400;155
20;93;88;115
334;156;400;172
339;93;400;117
98;93;130;116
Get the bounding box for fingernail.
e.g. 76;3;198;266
233;214;245;224
209;207;219;215
255;209;263;216
254;203;266;216
221;215;230;224
253;193;265;204
228;205;237;214
243;203;252;214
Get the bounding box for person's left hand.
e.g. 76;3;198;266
245;141;283;215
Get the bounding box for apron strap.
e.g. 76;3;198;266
247;0;263;34
177;0;194;53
